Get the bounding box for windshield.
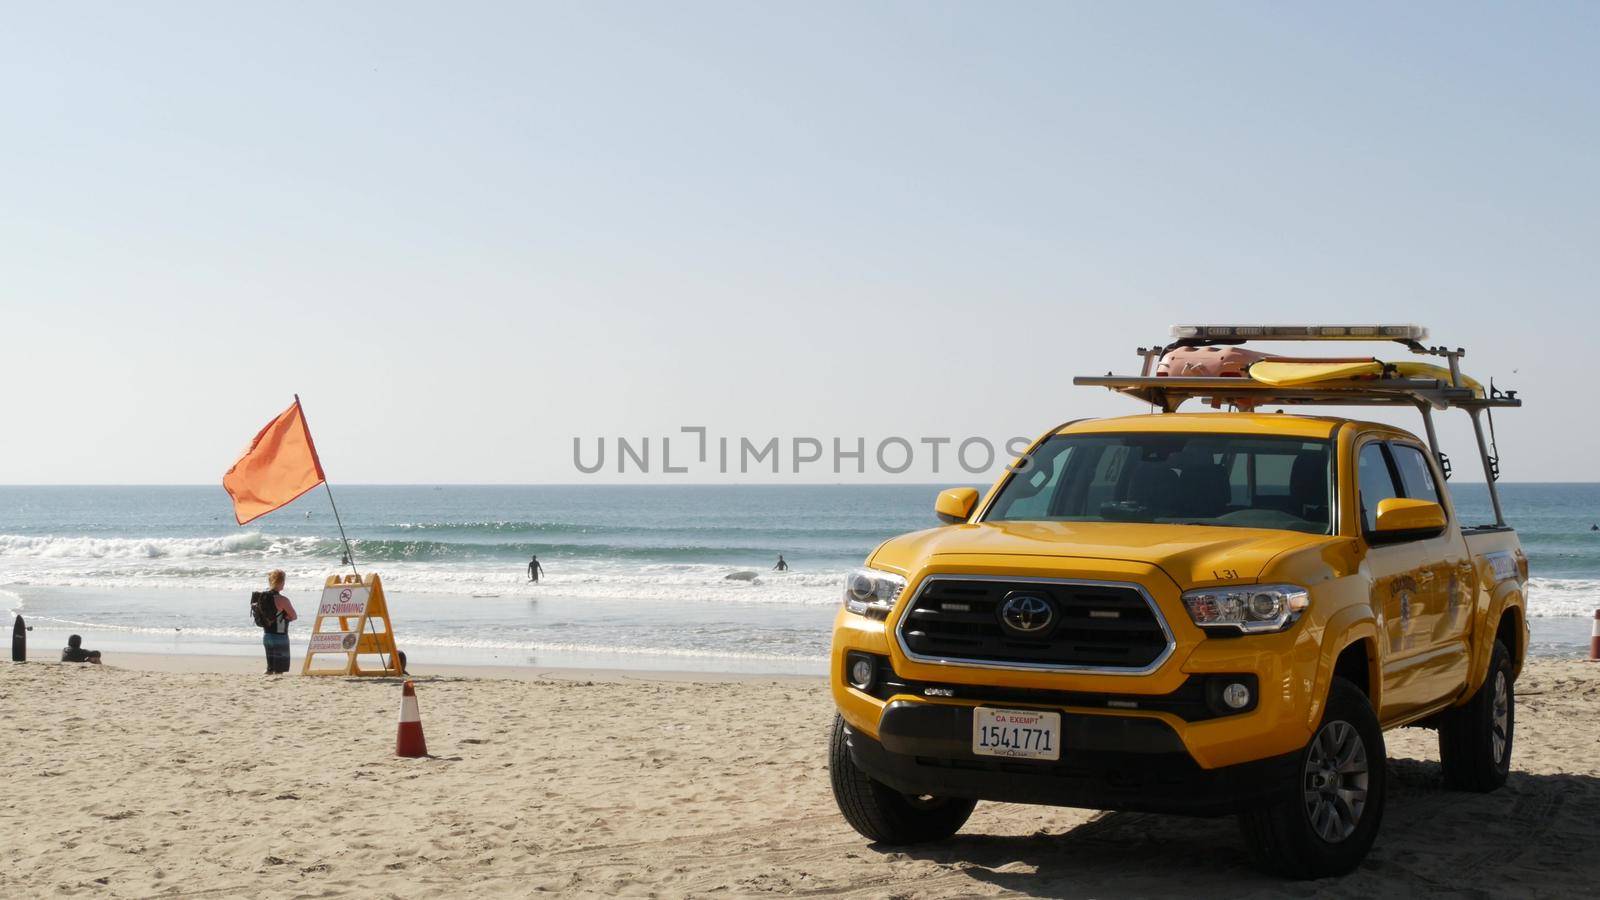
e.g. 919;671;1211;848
985;432;1333;535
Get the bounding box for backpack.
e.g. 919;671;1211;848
250;590;279;629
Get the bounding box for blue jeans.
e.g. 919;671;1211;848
263;631;291;674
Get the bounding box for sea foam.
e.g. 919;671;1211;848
0;532;309;560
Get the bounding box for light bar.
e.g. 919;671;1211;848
1170;324;1428;341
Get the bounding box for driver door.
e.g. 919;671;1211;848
1360;439;1466;722
1357;440;1432;723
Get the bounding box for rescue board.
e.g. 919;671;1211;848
1249;359;1483;395
724;571;760;581
12;615;24;662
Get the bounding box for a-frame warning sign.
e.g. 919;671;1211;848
301;573;403;676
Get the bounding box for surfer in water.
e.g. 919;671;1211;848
527;554;544;583
773;554;789;572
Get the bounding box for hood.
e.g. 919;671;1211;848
869;520;1336;589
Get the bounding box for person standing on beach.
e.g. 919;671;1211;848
258;570;298;674
773;554;789;572
527;555;544;583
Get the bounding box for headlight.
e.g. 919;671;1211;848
843;567;907;619
1182;584;1309;634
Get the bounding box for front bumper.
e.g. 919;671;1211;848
832;572;1326;770
843;701;1298;817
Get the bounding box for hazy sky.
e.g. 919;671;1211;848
3;2;1595;484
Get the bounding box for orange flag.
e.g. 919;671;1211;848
222;398;327;525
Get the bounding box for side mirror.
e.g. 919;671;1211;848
1371;498;1447;543
935;487;980;525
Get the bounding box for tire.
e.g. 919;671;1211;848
828;714;976;844
1238;677;1387;879
1439;639;1514;792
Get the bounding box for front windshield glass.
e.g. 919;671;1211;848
985;432;1333;535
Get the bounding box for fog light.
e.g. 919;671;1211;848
848;655;875;691
1222;682;1251;710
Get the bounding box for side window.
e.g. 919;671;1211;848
1389;444;1443;507
1356;443;1400;533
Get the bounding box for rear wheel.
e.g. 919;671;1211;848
1238;677;1386;879
1439;639;1514;791
828;715;976;844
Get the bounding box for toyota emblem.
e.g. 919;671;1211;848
999;593;1054;635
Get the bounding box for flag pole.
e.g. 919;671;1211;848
294;394;359;577
318;452;396;674
294;397;398;676
321;482;359;577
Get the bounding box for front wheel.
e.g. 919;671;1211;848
828;715;976;844
1438;639;1514;791
1238;677;1387;879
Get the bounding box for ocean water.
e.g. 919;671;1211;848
2;484;1597;673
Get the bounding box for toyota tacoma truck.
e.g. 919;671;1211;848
828;325;1528;878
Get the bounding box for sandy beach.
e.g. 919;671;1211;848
4;656;1599;899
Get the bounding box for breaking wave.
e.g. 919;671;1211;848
0;532;846;564
0;533;316;560
1526;577;1600;618
387;520;892;539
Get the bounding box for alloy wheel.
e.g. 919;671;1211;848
1302;719;1369;843
1492;670;1510;764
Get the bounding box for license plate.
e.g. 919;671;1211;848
972;707;1061;761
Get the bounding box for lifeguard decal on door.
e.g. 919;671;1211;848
1484;551;1518;583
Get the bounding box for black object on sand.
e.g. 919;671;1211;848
12;615;24;663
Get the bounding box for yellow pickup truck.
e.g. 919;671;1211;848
828;325;1528;878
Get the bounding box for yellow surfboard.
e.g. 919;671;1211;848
1249;359;1483;395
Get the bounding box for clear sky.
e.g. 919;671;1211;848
3;2;1595;484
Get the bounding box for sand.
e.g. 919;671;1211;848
4;656;1600;898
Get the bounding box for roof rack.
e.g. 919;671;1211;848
1075;323;1520;414
1071;374;1519;414
1072;325;1520;526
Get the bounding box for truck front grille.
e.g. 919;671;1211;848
896;576;1173;673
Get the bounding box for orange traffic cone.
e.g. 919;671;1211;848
396;680;428;757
